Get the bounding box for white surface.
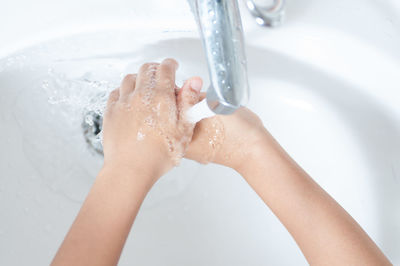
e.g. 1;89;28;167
0;0;399;265
187;99;216;124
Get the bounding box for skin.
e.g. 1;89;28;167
52;59;392;266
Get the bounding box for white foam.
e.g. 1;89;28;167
137;130;145;141
186;98;215;124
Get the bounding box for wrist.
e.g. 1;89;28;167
233;130;278;175
101;158;164;191
104;148;172;176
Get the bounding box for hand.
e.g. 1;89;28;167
102;59;202;182
184;106;268;171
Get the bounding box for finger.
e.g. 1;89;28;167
199;92;206;102
176;89;205;102
135;62;159;93
119;74;137;100
157;58;179;98
177;76;203;119
106;88;120;109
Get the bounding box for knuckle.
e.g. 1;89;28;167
111;88;119;95
108;89;119;101
124;73;134;79
141;63;152;70
140;62;159;72
184;90;198;104
122;74;136;83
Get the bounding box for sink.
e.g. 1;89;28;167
0;0;399;265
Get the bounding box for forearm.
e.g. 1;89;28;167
237;133;391;265
52;164;156;266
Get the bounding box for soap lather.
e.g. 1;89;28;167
186;98;216;124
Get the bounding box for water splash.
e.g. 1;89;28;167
42;70;117;118
40;69;119;154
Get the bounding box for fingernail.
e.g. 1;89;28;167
190;79;202;92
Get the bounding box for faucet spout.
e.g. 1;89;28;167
193;0;249;115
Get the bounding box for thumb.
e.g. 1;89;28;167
178;76;203;120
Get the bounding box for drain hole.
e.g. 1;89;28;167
82;111;104;155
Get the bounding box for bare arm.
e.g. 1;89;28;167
186;108;392;265
237;132;391;265
51;165;156;266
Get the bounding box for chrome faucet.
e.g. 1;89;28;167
191;0;285;114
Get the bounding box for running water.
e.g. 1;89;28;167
186;98;215;123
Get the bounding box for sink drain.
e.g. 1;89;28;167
82;111;103;155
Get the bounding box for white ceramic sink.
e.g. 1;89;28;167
0;0;399;265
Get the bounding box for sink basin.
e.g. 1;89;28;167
0;0;399;265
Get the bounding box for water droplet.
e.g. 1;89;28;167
144;116;155;127
42;80;49;89
256;17;265;25
85;114;94;126
137;130;145;141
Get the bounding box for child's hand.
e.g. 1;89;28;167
185;107;268;171
102;59;202;182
